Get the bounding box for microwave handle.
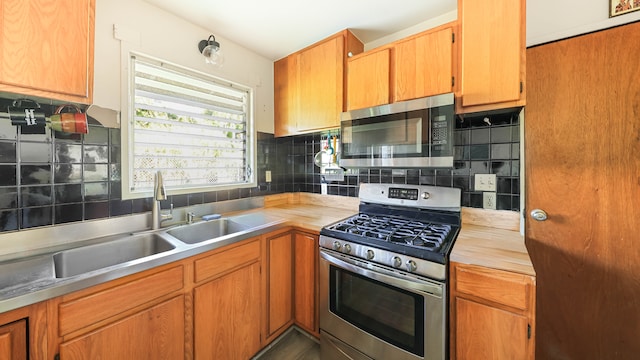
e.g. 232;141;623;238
320;250;443;297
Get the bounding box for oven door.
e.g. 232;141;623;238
319;249;446;360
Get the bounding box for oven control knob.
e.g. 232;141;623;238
406;260;418;272
332;241;342;251
421;192;431;200
392;256;402;268
343;244;352;254
366;249;375;260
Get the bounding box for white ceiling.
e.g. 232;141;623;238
144;0;457;60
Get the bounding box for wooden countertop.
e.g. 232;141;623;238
251;193;535;277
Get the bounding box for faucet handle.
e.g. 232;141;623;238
187;211;196;224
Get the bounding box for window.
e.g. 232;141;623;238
122;54;254;199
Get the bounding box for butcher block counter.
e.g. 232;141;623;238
255;193;534;276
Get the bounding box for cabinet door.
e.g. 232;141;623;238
267;232;293;336
455;298;528;360
194;262;261;360
0;320;27;360
297;36;344;132
0;0;94;103
59;295;185;360
347;48;391;110
395;27;453;102
460;0;523;108
274;55;299;137
294;232;318;335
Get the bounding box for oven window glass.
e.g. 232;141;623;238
329;265;425;356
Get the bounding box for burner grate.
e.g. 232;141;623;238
326;214;454;252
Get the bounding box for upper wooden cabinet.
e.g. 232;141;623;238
274;30;363;137
346;23;455;111
394;25;454;103
346;47;391;110
457;0;525;113
0;0;95;104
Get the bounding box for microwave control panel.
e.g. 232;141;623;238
431;115;449;145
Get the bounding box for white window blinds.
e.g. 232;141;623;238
128;55;253;193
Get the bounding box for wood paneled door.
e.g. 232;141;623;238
525;22;640;359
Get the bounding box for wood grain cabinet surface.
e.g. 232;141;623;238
346;23;455;111
346;47;391;110
265;230;294;341
450;262;535;360
394;24;454;103
293;231;319;336
457;0;526;113
274;30;363;137
54;265;185;359
0;0;95;104
193;237;262;359
0;319;27;360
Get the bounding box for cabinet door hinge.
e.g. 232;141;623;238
452;33;455;43
54;354;60;360
520;81;524;93
527;324;531;339
452;76;455;87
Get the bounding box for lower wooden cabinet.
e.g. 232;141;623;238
0;319;27;360
194;262;261;359
0;301;49;359
54;265;186;360
193;237;262;359
450;262;535;360
1;228;321;359
293;231;318;336
59;296;185;359
265;230;294;342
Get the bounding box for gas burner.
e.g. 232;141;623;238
325;213;455;253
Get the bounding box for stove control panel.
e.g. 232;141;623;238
359;183;461;211
319;235;447;280
389;187;419;200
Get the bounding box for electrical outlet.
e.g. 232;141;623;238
265;170;272;183
475;174;496;191
321;183;328;195
483;192;497;210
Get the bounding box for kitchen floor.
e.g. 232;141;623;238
254;328;320;360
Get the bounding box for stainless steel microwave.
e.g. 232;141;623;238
339;93;455;168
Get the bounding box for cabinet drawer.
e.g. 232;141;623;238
194;238;261;283
454;264;531;311
58;266;184;336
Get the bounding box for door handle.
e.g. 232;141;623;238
530;209;548;221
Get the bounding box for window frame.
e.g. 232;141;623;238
120;51;256;200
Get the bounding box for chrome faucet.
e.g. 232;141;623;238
152;170;173;229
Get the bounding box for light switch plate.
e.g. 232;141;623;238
475;174;496;191
265;170;272;183
483;192;497;210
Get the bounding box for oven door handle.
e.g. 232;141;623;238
321;250;443;297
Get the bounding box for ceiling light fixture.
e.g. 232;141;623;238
198;35;224;68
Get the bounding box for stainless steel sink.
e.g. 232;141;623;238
167;218;250;244
53;233;175;278
0;255;54;290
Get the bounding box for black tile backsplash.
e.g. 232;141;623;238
271;110;522;212
0;94;521;233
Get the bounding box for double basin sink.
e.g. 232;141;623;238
0;214;281;294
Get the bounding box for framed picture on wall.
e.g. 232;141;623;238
610;0;640;17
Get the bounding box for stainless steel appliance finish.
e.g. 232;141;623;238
339;93;455;168
319;183;461;360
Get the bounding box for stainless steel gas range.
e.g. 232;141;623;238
319;183;461;360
